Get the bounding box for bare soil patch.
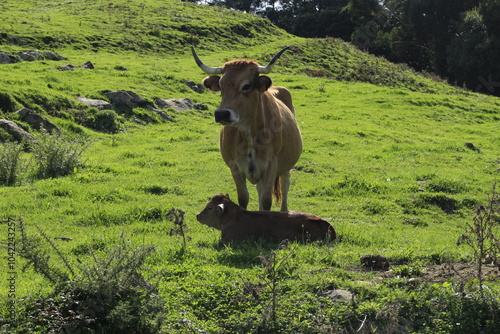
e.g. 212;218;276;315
379;262;500;284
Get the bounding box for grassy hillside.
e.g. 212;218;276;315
1;0;500;333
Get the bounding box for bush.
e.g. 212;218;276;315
0;141;26;185
12;219;166;334
32;130;90;178
84;109;123;133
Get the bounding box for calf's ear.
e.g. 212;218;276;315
203;75;221;91
217;203;225;214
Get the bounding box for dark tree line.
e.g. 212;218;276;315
192;0;500;95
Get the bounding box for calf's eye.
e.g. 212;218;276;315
242;84;251;91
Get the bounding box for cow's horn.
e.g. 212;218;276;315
257;46;290;74
191;46;224;74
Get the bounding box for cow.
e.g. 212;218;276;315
196;193;336;245
192;46;302;211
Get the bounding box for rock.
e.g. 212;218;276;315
114;66;128;71
194;103;208;111
0;52;12;64
361;254;390;271
81;61;94;69
105;90;173;121
155;98;207;112
16;50;44;61
153;109;173;121
156;98;196;112
0;119;35;143
78;97;113;110
321;289;354;302
107;90;149;110
464;142;481;153
43;51;66;61
58;64;77;71
0;50;65;65
185;80;205;93
15;108;61;134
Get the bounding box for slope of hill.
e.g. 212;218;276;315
0;0;285;52
1;0;500;333
0;0;473;124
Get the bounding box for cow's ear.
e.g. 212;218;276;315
258;76;272;93
217;203;225;214
203;75;221;92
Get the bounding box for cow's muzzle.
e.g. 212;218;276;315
214;109;239;124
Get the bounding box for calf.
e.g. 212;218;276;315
197;193;336;244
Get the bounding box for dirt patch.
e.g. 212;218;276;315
379;262;500;284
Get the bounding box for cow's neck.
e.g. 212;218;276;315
237;94;270;142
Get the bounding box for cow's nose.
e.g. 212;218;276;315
214;109;231;123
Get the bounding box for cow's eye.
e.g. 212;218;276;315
242;83;251;92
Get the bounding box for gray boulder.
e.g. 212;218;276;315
321;289;354;302
59;64;77;71
185;80;205;93
78;97;113;110
156;98;207;112
81;61;94;69
0;52;11;64
0;119;35;143
15;108;61;134
105;90;173;121
156;98;195;112
107;90;149;110
16;50;44;61
43;51;65;61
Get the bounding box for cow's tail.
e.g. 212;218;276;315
273;176;282;206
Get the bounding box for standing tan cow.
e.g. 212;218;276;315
192;47;302;211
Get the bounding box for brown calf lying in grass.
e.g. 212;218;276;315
197;193;336;244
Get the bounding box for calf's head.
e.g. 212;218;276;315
192;47;290;127
196;193;233;230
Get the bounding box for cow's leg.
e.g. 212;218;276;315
280;171;291;212
257;163;277;211
257;182;273;211
231;168;249;209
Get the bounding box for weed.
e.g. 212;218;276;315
0;141;26;185
457;182;500;298
393;264;423;277
167;208;189;255
256;241;295;331
31;130;90;178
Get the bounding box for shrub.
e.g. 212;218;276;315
0;141;26;185
84;109;123;133
13;219;166;334
32;130;90;178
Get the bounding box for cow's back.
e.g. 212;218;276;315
269;86;295;115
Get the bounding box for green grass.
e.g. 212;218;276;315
1;0;500;332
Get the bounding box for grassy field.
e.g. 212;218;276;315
1;0;500;333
